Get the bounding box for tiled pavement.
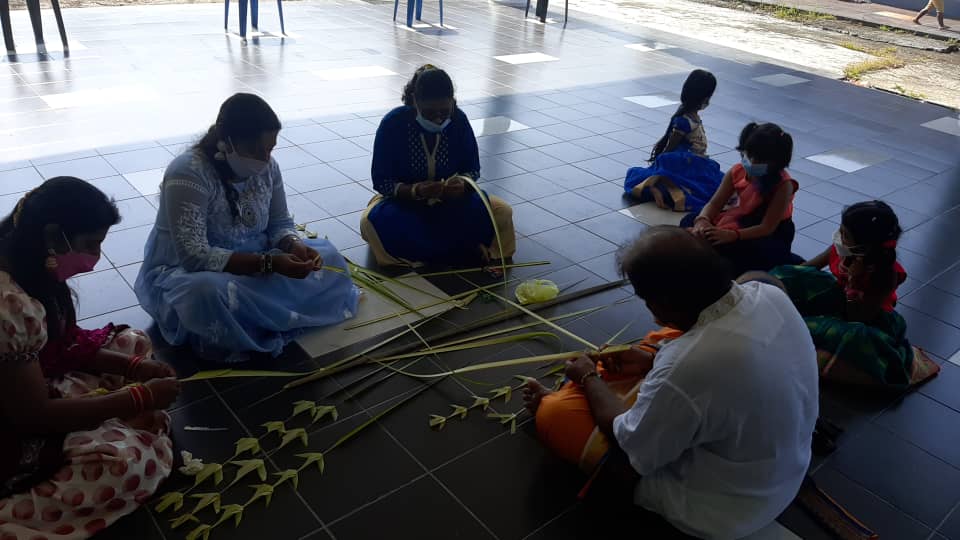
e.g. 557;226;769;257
2;0;960;538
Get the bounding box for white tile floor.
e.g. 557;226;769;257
493;52;559;64
752;73;811;87
623;94;679;108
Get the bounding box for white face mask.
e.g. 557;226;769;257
225;138;269;178
832;229;865;258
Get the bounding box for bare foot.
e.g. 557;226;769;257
940;25;950;30
914;18;922;24
523;378;552;414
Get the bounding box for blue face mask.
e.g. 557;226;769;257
416;112;451;134
741;155;768;178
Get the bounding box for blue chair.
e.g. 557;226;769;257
393;0;442;28
225;0;285;39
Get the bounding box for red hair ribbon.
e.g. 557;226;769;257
882;240;897;249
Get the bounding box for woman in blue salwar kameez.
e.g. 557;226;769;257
135;94;360;363
360;65;516;267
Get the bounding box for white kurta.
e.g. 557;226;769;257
613;282;819;540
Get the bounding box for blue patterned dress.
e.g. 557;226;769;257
367;106;496;265
135;150;360;362
624;113;724;213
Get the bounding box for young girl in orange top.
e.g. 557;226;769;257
681;122;799;275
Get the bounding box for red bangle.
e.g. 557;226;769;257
128;386;143;414
127;355;145;380
141;384;155;410
735;230;742;241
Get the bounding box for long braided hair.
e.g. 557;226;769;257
649;69;717;162
192;93;282;222
0;178;120;341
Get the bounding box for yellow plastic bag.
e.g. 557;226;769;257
515;279;559;305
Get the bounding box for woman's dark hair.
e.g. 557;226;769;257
842;200;902;289
402;65;455;107
649;69;717;162
736;122;794;193
0;177;120;341
193;93;281;221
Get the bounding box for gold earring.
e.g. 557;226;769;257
46;248;58;270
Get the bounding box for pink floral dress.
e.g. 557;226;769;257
0;272;173;540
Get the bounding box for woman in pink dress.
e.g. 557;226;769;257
0;177;180;540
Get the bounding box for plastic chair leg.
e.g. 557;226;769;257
438;0;443;26
276;0;285;34
415;0;422;21
393;0;398;21
224;0;229;29
524;0;530;18
563;0;568;26
50;0;68;49
250;0;258;30
0;0;15;53
25;0;44;47
238;0;248;38
405;0;414;27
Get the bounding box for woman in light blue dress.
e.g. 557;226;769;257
135;93;360;363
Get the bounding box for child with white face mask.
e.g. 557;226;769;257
681;122;800;275
770;200;940;388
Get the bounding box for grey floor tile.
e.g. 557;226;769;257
72;268;139;320
534;191;610;222
0;166;43;195
530;224;618;263
829;423;960;527
811;466;931;540
512;201;569;236
283;162;354;192
36;155;119;181
102;146;174;175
